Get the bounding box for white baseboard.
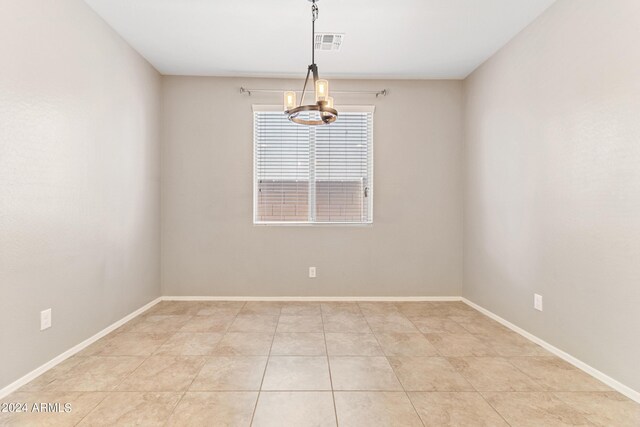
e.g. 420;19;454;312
462;297;640;404
0;297;162;400
162;296;463;302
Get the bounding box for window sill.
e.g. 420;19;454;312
253;221;373;227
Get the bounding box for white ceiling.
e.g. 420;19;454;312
85;0;556;79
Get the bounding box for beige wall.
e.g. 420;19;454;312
0;0;161;389
161;77;463;296
463;0;640;391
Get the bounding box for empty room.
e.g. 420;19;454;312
1;0;639;425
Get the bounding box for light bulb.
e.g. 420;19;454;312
284;91;296;111
315;79;329;102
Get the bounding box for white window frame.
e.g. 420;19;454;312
252;104;375;226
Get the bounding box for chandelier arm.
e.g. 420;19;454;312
299;66;312;107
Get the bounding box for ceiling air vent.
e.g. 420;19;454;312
314;33;344;51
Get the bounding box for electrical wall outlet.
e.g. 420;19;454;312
534;294;543;311
40;309;52;330
309;266;316;278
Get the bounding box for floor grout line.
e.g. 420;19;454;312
71;302;202;427
402;310;446;358
70;392;110;427
399;305;514;427
357;302;427;427
248;304;281;426
476;391;513;427
160;301;246;427
321;305;340;427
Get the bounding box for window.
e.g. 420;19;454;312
253;105;373;224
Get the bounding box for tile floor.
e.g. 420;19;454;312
1;301;639;426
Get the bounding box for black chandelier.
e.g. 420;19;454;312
284;0;338;125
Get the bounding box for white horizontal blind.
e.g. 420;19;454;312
254;112;310;222
315;112;372;222
254;108;373;224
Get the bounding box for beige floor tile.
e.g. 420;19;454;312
143;302;174;315
409;391;509;426
325;333;383;356
179;315;235;333
189;356;267;391
399;302;472;318
330;357;402;391
364;314;419;333
146;302;202;316
277;315;324;332
443;302;480;317
117;356;205;391
212;332;274;356
77;392;181;426
334;391;423;427
395;303;441;317
374;332;439;356
252;392;337;427
448;357;542;391
452;315;511;335
165;392;258;426
509;357;611;392
80;332;170;356
446;311;487;321
228;314;279;333
280;302;322;316
323;313;371;333
240;301;283;315
271;333;326;356
388;357;473;391
358;302;401;315
484;392;595;427
554;391;640;427
425;333;495;356
476;331;549;357
394;302;437;317
321;302;362;316
195;301;245;316
195;306;242;317
23;356;145;392
408;316;468;334
262;356;331;391
402;302;479;317
155;332;223;355
118;315;192;334
18;357;85;391
0;391;106;427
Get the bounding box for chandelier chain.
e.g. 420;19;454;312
311;2;318;65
